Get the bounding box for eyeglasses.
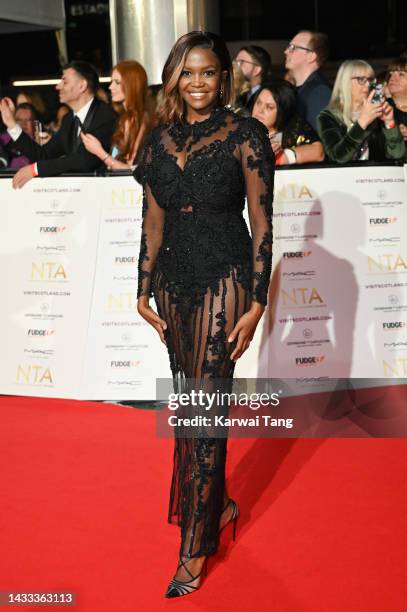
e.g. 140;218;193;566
234;58;259;67
351;76;376;86
285;43;313;53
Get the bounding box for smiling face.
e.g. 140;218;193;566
178;47;225;120
109;68;125;103
252;89;278;132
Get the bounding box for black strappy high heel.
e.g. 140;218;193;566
164;555;208;598
220;498;240;541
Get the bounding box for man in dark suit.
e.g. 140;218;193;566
0;61;116;189
284;31;331;131
235;45;271;113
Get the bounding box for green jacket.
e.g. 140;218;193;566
316;108;405;163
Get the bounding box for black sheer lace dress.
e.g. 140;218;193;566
134;106;274;560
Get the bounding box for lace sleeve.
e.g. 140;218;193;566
134;133;165;298
240;118;275;305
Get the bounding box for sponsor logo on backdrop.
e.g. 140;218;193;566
367;254;407;273
107;380;142;387
368;237;400;246
111;189;142;208
27;329;55;337
283;271;316;279
295;356;325;366
110;360;141;368
276;183;315;203
360;187;403;209
112;275;138;282
283;251;311;258
279;315;332;323
274;211;321;218
275;223;318;241
107;292;138;311
384;342;407;349
39;226;67;233
16;364;54;385
281;287;325;307
286;327;330;347
373;294;407;313
382;321;407;330
114;256;137;264
34;198;75;217
30;262;67;281
383;357;407;377
24;348;54;357
369;217;397;225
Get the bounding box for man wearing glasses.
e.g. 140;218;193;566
284;31;331;131
235;45;271;112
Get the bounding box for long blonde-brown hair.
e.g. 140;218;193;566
159;31;234;124
327;59;375;128
111;60;149;162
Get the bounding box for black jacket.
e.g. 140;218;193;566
296;70;332;131
12;98;117;176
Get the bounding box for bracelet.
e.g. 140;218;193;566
102;153;110;163
283;148;297;165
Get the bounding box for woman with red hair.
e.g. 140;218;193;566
81;59;150;169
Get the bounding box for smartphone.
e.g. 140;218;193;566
371;83;384;104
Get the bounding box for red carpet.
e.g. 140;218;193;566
1;396;407;611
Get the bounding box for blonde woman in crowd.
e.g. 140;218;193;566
317;59;404;162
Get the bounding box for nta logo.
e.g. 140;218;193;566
16;365;53;384
30;262;67;280
368;254;407;272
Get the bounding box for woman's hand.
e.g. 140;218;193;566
358;90;384;130
80;132;106;159
379;100;395;127
0;97;16;128
137;295;167;343
228;303;265;361
271;141;283;156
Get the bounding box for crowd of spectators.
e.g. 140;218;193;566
0;28;406;183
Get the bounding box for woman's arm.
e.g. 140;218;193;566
316;110;369;163
228;119;275;360
380;101;406;159
280;141;325;164
134;137;167;342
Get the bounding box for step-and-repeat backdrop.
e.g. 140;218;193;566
1;165;406;399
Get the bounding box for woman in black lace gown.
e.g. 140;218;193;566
135;31;274;598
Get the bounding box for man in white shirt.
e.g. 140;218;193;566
0;61;116;188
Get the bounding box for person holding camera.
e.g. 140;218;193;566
316;59;404;163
